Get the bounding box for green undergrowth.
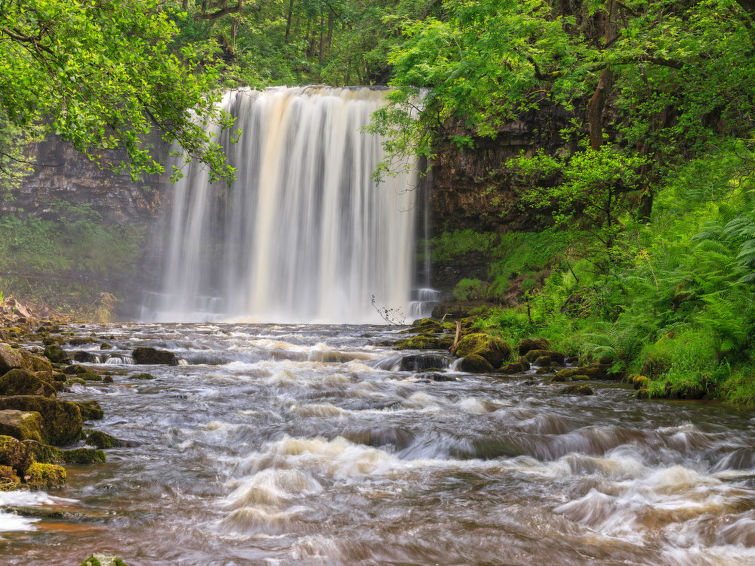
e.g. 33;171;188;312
468;144;754;406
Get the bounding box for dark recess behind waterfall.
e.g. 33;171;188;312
3;99;570;316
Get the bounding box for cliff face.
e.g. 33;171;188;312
1;135;163;224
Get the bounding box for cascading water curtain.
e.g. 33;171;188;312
151;87;418;323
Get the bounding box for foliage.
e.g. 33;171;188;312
0;0;234;183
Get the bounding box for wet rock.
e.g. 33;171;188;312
80;553;130;566
61;448;106;464
75;400;104;421
454;333;512;368
0;435;32;475
63;364;90;375
73;351;99;363
0;343;23;374
0;396;82;445
67;337;97;346
23;462;66;489
399;354;450;372
100;343;113;350
392;335;453;350
518;337;550;356
85;430;130;449
18;351;53;377
0;410;44;442
132;347;178;366
553;363;612;381
22;440;63;464
131;372;155;380
524;349;566;365
103;375;114;383
559;384;594;395
0;465;20;490
403;318;445;334
498;360;530;374
536;367;553;375
426;373;457;382
0;369;56;397
459;354;494;373
44;344;70;364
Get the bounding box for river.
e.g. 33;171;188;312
1;322;753;565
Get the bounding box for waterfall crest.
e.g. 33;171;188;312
149;86;418;323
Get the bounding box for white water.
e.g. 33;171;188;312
150;87;418;323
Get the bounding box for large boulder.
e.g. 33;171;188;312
459;354;494;373
0;343;23;374
0;369;56;397
0;396;82;445
18;350;53;377
454;333;512;368
0;435;32;475
44;344;70;364
132;347;178;366
0;409;44;442
524;349;566;365
518;337;550;356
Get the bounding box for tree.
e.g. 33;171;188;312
0;0;235;183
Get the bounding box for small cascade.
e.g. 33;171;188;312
148;87;418;323
408;287;441;319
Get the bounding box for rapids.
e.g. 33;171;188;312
1;322;753;565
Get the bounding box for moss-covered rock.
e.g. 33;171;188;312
403;318;446;334
18;350;54;378
24;462;66;489
67;337;97;346
0;343;23;374
44;344;70;364
61;448;106;464
0;409;44;442
0;396;82;445
498;361;530;374
459;354;494;373
553;363;612;381
0;369;56;397
559;384;594;395
22;440;63;464
80;554;129;566
392;335;453;350
75;400;104;421
518;337;550;356
454;333;512;368
399;354;450;372
85;430;124;449
524;349;566;364
0;465;20;491
627;374;650;390
131;372;155;380
0;435;32;475
73;351;99;363
132;347;178;365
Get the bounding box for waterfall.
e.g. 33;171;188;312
147;86;418;323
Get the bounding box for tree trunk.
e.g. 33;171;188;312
586;0;619;150
285;0;295;43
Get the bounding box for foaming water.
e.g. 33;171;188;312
147;87;418;323
3;322;754;565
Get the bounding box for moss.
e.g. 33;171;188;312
85;430;122;449
459;354;494;373
61;448;106;464
0;369;56;397
75;400;104;421
454;333;512;368
131;372;155;380
0;434;32;474
132;347;178;365
0;395;82;445
554;364;610;381
559;384;594;395
23;440;64;464
393;335;453;350
627;374;650;390
0;409;44;442
498;361;530;374
43;344;70;364
523;349;565;364
517;337;550;355
0;465;20;491
24;462;66;489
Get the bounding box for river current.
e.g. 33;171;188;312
1;323;753;565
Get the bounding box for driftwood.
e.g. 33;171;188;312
449;320;461;354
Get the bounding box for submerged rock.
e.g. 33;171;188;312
455;333;511;368
132;347;178;366
0;409;44;442
130;372;155;380
0;396;82;445
399;354;450;372
0;369;56;397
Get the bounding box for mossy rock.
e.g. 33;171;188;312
62;448;106;464
559;384;594;395
627;374;650;390
0;465;20;491
67;337;97;346
103;376;114;384
553;364;609;381
75;400;104;421
393;335;453;350
0;343;23;374
0;396;82;445
23;440;63;464
132;347;178;366
85;430;124;449
80;554;129;566
0;369;56;397
518;337;550;355
403;318;445;335
0;435;32;475
79;372;103;382
498;361;530;374
455;333;512;368
24;462;66;489
64;364;97;375
459;354;494;373
44;344;70;364
131;372;155;380
524;349;566;364
18;350;53;377
73;351;99;363
0;409;44;442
